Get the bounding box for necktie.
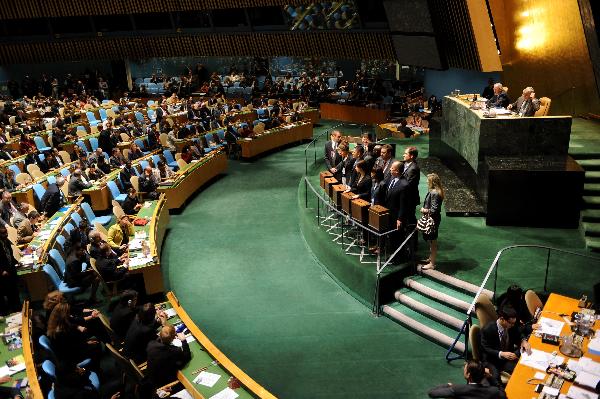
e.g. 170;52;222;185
389;178;397;190
500;329;509;350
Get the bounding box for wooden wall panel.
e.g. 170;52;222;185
0;0;308;19
0;33;396;64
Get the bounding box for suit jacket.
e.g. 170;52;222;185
324;141;342;170
98;130;114;154
123;318;159;364
428;382;504;399
17;218;35;244
480;321;523;368
486;93;510;109
374;157;394;183
370;181;385;205
402;161;421;213
384;177;410;224
0;238;18;277
334;156;355;184
109;303;138;340
509;96;540;117
122;195;140;215
423;190;443;217
64;255;91;288
96;254;127;282
107;223;134;249
40;183;64;216
350;175;372;200
146;339;192;388
68;177;91;197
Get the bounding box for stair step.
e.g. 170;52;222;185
403;277;472;312
382;305;465;354
583;196;600;208
585;237;600;251
570;151;600;160
420;268;494;299
583;222;600;237
399;289;470;323
578;159;600;171
585;184;600;194
395;292;464;330
585;171;600;183
582;209;600;222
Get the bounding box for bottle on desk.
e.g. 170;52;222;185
142;240;150;257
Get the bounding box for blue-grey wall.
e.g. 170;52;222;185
424;68;502;99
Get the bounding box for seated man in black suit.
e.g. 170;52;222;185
507;86;540;117
428;360;505;399
95;243;129;282
122;188;142;215
68;169;92;197
146;324;191;390
123;303;167;364
486;83;510;109
40;176;66;217
64;243;99;303
481;306;531;376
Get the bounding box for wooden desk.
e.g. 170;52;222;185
166;292;277;399
320;103;389;124
238;122;313;159
22;301;43;399
158;150;228;210
17;201;83;301
505;293;600;398
127;195;169;295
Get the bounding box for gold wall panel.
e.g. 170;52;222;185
490;0;600;115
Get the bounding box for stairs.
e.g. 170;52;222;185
382;268;494;354
571;153;600;251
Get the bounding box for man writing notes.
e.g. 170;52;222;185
485;83;510;109
507;87;540;117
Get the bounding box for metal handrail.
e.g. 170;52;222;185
446;244;600;362
303;176;396;237
377;227;417;275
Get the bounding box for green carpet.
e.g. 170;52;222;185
161;119;599;398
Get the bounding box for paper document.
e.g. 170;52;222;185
576;371;600;389
519;348;564;371
193;371;221;387
171;390;193;399
538;317;565;336
37;231;52;240
566;385;599;399
165;308;177;318
128;239;144;251
209;388;239;399
143;201;152;208
171;336;196;347
134;231;147;239
128;256;152;267
579;357;600;376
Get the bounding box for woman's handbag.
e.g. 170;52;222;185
416;213;435;235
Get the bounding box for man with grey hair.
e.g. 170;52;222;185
508;86;540;117
485;83;510;108
68;169;92;197
40;176;66;216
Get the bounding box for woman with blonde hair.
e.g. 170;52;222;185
420;173;444;270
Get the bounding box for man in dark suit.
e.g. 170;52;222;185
401;146;421;226
481;306;531;375
146;324;191;389
486;83;510;108
123;303;167;364
428;360;505;399
68;169;92;197
40;176;66;217
507;86;540;117
324;130;342;173
374;144;394;183
98;123;115;155
385;161;411;231
0;226;21;315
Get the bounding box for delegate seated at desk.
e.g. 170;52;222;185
146;324;192;390
428;360;505;399
507;87;540;117
485;83;510;109
107;215;134;253
68;169;92;197
481;306;531;377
